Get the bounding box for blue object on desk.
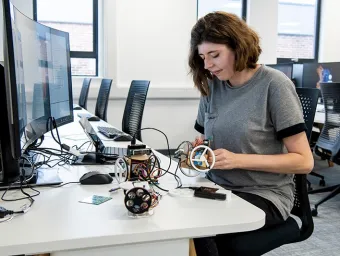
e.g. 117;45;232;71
322;69;332;82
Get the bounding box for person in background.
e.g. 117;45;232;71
316;65;323;89
189;12;314;256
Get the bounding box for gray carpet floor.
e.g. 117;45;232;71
265;156;340;256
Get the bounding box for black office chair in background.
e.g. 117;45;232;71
309;82;340;216
78;78;92;110
122;80;150;141
94;79;113;122
217;174;313;255
295;88;323;190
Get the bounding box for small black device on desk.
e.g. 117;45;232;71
73;106;82;110
79;171;113;185
193;186;226;201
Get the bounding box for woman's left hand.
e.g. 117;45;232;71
210;148;238;170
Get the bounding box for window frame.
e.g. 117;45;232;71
196;0;248;21
33;0;99;76
277;0;321;64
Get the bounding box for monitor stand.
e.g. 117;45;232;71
72;152;117;165
0;169;63;191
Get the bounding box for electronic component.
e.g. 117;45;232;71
194;190;226;201
174;140;215;177
124;187;152;214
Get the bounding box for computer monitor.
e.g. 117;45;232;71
0;0;73;188
267;63;293;80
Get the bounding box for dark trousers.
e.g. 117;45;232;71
194;191;285;256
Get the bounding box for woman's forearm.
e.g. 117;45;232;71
234;152;314;174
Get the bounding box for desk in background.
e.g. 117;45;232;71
314;103;325;125
0;110;265;256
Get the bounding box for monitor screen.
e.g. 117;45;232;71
267;63;293;80
10;3;74;145
0;0;73;185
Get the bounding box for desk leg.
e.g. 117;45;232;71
189;239;197;256
52;239;189;256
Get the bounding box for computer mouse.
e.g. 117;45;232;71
79;171;113;185
113;134;133;141
73;106;82;110
87;116;101;122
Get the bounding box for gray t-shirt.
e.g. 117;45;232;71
195;65;306;220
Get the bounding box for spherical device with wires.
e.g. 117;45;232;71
174;140;215;177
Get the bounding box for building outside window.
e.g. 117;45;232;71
34;0;98;76
277;0;320;62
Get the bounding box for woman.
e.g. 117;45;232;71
188;12;313;256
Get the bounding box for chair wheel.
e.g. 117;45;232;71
311;208;318;217
319;180;326;186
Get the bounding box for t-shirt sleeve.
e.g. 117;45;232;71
194;96;208;134
269;81;307;140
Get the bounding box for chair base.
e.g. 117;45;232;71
310;184;340;216
307;172;326;191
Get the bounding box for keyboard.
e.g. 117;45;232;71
97;126;124;138
101;146;127;157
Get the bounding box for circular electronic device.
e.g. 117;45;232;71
114;157;128;183
189;145;215;172
124;187;152;214
176;141;200;177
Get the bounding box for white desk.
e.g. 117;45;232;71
0;112;265;256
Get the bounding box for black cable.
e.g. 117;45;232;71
126;127;186;190
1;176;39;205
131;127;172;170
73;141;91;151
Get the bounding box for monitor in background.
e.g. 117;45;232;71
0;0;73;188
302;62;340;89
267;63;293;80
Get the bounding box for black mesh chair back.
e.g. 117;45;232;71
315;83;340;162
95;79;112;122
290;174;314;241
78;78;92;110
122;80;150;141
296;88;320;140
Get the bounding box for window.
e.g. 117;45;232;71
197;0;247;20
277;0;321;63
33;0;98;76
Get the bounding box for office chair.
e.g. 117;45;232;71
94;79;113;122
78;78;92;110
309;82;340;216
122;80;150;141
295;88;323;190
215;175;313;255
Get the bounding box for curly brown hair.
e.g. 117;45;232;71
188;12;262;96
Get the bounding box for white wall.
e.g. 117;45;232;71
247;0;278;64
318;0;340;62
100;0;279;99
